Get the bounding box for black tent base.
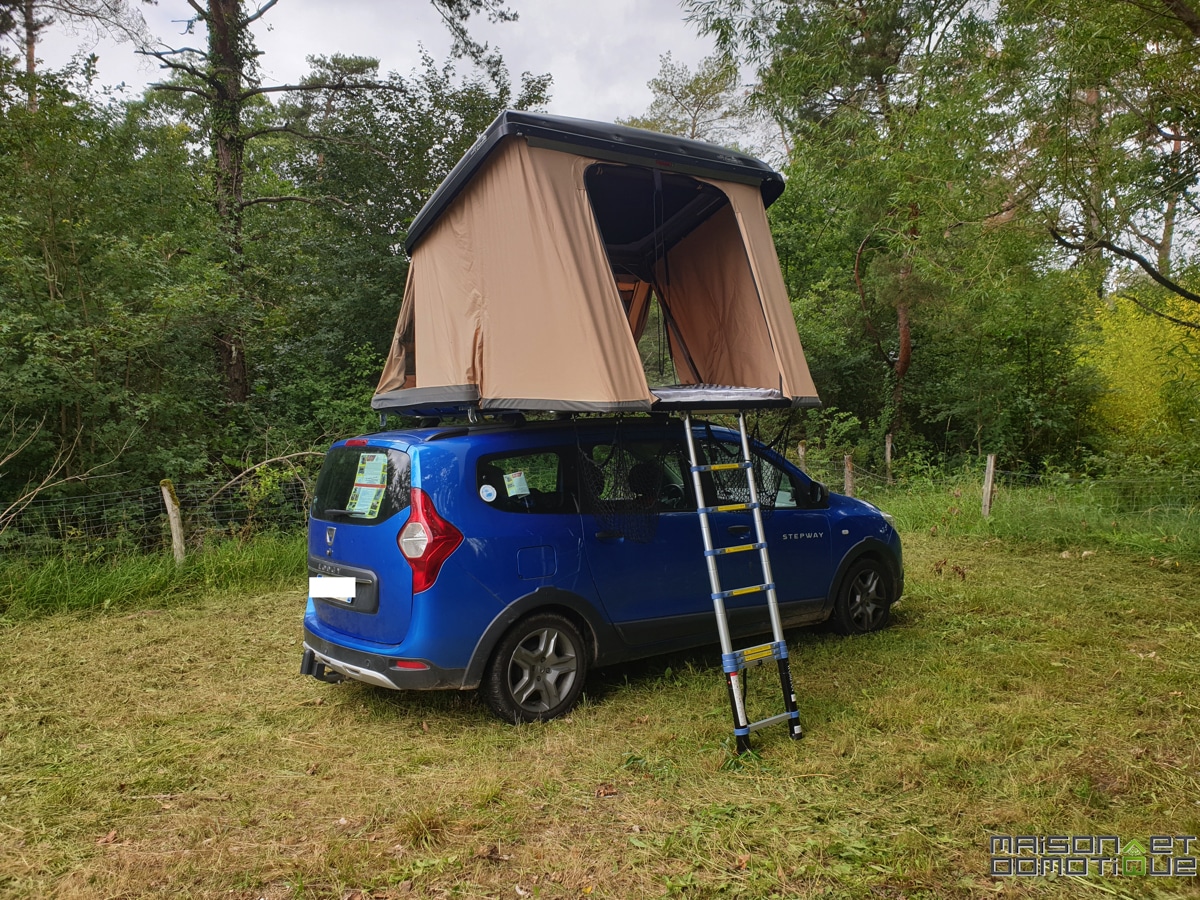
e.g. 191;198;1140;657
373;384;820;421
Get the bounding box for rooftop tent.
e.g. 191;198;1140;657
372;111;821;415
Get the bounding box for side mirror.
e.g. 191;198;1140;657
809;480;829;509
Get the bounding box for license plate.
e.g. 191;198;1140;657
310;576;355;604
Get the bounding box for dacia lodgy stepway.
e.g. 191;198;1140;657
301;417;903;723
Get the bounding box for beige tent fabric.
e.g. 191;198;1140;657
376;139;653;410
376;266;416;395
374;138;818;411
654;204;782;390
616;276;653;342
703;178;819;403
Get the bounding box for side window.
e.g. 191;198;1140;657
581;440;692;512
697;438;812;510
697;437;749;504
755;451;799;509
477;450;567;514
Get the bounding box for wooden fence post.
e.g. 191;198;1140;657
844;455;855;498
160;479;185;564
885;433;894;485
797;440;807;472
982;454;996;519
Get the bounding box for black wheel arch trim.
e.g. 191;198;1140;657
826;537;904;611
462;587;621;689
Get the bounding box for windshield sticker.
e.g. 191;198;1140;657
347;452;388;517
479;484;498;503
503;471;530;498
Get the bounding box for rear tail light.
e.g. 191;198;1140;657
397;488;462;592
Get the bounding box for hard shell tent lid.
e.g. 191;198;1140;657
373;110;821;416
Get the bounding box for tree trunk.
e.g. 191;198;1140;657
208;0;245;254
891;202;918;431
216;332;249;403
23;0;38;111
892;299;911;421
1160;133;1183;276
207;0;250;403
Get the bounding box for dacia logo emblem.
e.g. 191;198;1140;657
325;526;336;556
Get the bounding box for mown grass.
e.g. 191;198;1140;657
1;510;1198;897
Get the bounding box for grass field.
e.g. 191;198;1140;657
2;506;1199;897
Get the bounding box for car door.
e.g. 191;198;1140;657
751;447;833;620
688;432;833;632
578;434;751;649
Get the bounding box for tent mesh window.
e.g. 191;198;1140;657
584;163;730;387
574;424;691;544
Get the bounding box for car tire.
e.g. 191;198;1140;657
831;557;892;635
484;613;589;723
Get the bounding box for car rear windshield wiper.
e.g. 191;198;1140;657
321;508;363;520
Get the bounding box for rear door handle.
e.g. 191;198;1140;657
727;525;751;536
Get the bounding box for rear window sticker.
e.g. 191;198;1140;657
480;484;498;503
504;471;530;497
347;452;388;517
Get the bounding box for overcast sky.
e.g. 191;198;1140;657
36;0;718;123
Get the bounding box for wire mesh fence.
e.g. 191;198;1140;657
0;475;313;562
0;451;1196;563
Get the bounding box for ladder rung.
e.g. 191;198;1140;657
747;711;800;734
704;541;766;558
698;501;759;515
722;640;787;672
713;582;774;601
690;461;751;473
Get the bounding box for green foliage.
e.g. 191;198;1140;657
617;51;741;142
0;59;225;491
0;42;548;499
687;0;1193;470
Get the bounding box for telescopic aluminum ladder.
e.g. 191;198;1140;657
681;411;803;753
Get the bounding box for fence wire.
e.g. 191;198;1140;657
0;475;312;562
0;459;1196;562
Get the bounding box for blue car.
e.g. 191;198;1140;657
300;417;903;723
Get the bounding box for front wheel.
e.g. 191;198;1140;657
484;613;588;723
831;558;892;635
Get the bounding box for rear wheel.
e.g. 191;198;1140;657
484;613;588;723
831;558;892;634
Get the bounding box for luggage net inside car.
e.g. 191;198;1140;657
575;422;686;544
572;412;800;542
698;411;799;519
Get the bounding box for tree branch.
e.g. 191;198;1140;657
147;82;214;98
205;451;325;503
0;424;133;538
1158;0;1200;38
240;124;393;160
240;78;400;99
241;0;280;26
1049;226;1200;305
239;195;351;209
1115;292;1200;329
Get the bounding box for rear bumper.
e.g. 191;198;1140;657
301;627;467;690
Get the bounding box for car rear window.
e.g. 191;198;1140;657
311;446;411;524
